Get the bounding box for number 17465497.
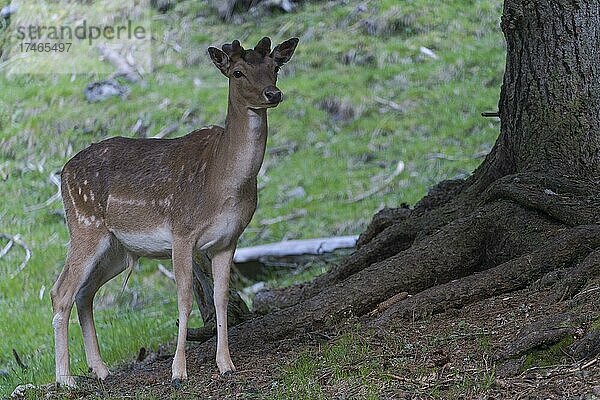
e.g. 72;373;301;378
19;42;72;52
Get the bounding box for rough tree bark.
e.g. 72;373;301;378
191;0;600;372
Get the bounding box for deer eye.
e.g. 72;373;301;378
232;70;244;78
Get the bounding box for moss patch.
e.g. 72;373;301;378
521;335;575;371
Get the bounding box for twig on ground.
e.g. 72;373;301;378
152;123;180;139
426;151;489;161
573;286;600;299
0;238;13;258
24;171;61;212
347;161;404;203
259;209;307;225
481;111;500;117
97;44;140;82
384;373;406;382
573;357;598;371
158;263;175;281
1;234;32;278
373;96;405;112
369;292;409;316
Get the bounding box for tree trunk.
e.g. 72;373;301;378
191;0;600;373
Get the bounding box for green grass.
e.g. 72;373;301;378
271;333;380;400
271;329;497;399
521;335;575;371
0;0;504;396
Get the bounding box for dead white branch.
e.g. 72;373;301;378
97;44;140;82
24;171;61;212
233;235;358;263
158;263;175;281
0;233;32;278
347;161;405;203
152;123;180;139
259;209;307;226
373;96;404;112
0;238;13;258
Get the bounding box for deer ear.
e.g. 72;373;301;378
208;47;230;76
270;37;299;66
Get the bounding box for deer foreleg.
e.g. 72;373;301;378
211;247;236;374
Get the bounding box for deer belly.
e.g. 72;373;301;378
112;225;172;257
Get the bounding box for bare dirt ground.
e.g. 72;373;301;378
37;283;599;399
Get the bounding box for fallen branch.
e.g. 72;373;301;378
347;161;404;203
24;171;61;212
97;44;140;82
152;123;179;139
578;357;598;370
373;96;405;112
0;238;13;258
368;292;409;316
233;235;358;263
375;225;600;326
573;286;600;299
426;151;489;161
0;233;32;278
157;263;175;281
259;209;307;226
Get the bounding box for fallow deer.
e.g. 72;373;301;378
51;36;299;387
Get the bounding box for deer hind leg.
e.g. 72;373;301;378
51;230;111;387
75;238;132;380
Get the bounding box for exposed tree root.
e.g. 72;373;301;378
374;225;600;325
254;178;475;314
556;249;600;300
570;330;600;361
484;172;600;226
355;205;411;248
495;312;583;362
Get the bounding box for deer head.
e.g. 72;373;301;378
208;37;299;109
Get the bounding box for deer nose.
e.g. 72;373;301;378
263;86;282;104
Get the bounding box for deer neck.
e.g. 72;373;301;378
218;98;268;182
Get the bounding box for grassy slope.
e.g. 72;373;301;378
0;0;504;396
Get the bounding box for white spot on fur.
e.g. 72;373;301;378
108;194;147;207
83;194;88;202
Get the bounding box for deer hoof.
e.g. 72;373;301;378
91;364;110;380
57;376;77;388
221;370;235;378
171;378;185;388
